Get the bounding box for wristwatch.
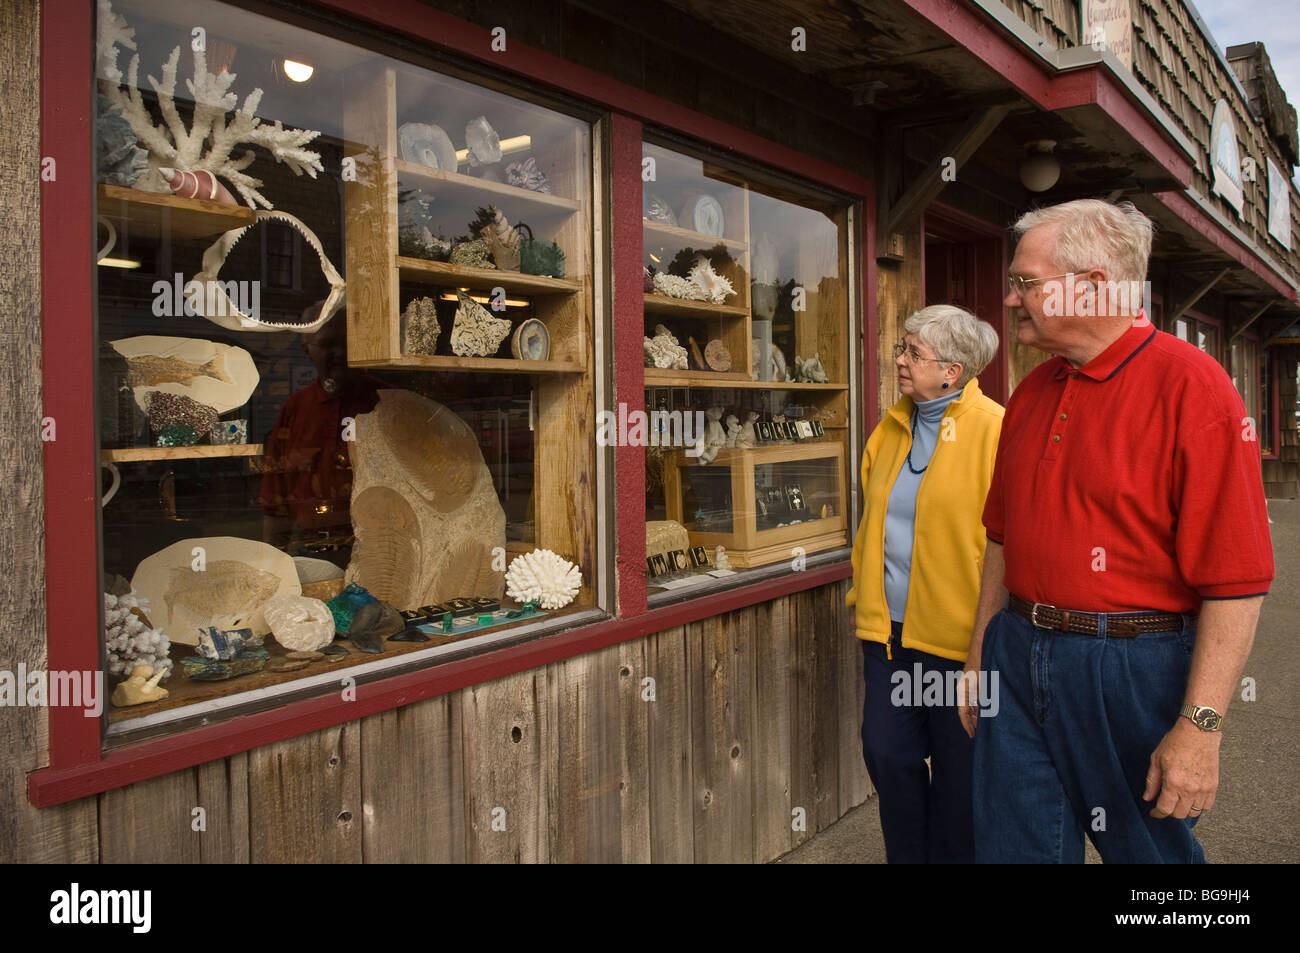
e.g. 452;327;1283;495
1180;704;1224;732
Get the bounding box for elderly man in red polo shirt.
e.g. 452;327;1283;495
959;199;1273;863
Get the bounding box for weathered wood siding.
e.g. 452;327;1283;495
6;582;870;863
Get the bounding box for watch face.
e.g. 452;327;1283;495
1199;710;1222;730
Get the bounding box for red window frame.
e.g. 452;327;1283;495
32;0;876;806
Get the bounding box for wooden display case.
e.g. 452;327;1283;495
340;64;597;605
663;442;847;569
642;141;854;573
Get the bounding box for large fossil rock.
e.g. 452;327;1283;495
345;390;505;609
450;291;511;357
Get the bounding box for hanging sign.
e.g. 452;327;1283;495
1267;157;1292;250
1082;0;1133;70
1210;99;1244;217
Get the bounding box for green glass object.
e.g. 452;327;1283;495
441;612;454;633
156;424;199;447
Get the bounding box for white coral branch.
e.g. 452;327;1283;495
96;0;136;86
96;4;323;208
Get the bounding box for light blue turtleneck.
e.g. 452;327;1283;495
883;388;963;623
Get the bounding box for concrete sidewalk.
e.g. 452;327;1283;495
782;498;1300;864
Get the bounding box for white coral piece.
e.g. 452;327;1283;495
96;0;136;86
644;324;688;369
653;271;704;301
97;3;322;209
262;595;336;652
504;549;581;610
103;591;173;681
688;256;736;303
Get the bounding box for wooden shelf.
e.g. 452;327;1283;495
643;219;747;252
101;444;264;463
97;185;255;240
644;368;752;386
350;355;585;375
396;159;581;214
643;294;748;319
398;257;581;295
643;371;847;391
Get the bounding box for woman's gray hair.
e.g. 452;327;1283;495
904;305;1000;389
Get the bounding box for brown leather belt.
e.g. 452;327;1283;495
1008;594;1186;637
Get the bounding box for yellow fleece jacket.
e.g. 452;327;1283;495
845;379;1004;662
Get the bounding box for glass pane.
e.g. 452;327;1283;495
1260;353;1273;454
96;0;595;726
642;141;851;593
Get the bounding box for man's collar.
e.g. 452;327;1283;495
1051;315;1157;382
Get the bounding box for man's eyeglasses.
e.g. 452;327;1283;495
892;343;949;365
1008;272;1073;296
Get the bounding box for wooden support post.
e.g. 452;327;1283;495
1167;266;1230;324
1230;300;1272;341
881;104;1012;238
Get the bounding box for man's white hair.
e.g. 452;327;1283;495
1013;199;1154;286
904;304;1000;389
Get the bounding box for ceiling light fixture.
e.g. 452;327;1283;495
282;59;314;83
1020;140;1061;193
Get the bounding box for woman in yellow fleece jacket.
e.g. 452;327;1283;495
847;305;1003;863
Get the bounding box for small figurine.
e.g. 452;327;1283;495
794;352;829;383
714;546;732;570
724;413;740;448
698;406;727;465
111;664;169;707
736;411;759;449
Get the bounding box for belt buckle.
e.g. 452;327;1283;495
1030;602;1056;628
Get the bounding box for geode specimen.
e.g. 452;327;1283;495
505;156;551;193
643;324;688;369
263;594;335;652
450;291;511;356
403;296;441;355
449;238;495;269
145;390;218;438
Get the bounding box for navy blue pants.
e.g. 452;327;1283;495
860;622;975;863
972;608;1204;863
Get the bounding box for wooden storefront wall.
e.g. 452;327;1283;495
10;581;870;863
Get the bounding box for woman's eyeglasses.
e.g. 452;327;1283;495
892;343;949;365
1008;272;1072;295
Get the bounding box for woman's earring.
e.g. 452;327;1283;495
942;382;949;389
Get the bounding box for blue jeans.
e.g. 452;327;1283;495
972;607;1204;863
861;623;974;863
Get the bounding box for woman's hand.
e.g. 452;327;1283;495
958;653;981;739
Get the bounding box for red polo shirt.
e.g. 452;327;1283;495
983;321;1273;612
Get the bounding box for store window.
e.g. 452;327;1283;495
1173;315;1218;361
639;140;854;598
95;0;597;729
1231;337;1261;443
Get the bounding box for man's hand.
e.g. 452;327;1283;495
1142;718;1222;819
962;541;1007;740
